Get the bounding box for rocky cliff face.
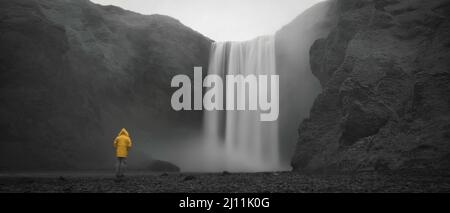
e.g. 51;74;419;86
292;0;450;172
275;1;337;166
0;0;211;170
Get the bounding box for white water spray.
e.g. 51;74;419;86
203;36;281;172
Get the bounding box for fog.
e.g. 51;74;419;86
91;0;324;41
275;1;336;167
82;1;337;172
0;0;335;172
151;1;337;172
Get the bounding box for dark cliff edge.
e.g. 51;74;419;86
0;0;212;170
275;1;338;166
292;0;450;173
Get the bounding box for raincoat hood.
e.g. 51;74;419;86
118;128;129;137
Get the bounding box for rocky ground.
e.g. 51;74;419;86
1;171;449;193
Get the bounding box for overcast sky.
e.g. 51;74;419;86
91;0;323;41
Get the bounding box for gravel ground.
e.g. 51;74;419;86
1;171;449;193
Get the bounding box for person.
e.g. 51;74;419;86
113;128;132;178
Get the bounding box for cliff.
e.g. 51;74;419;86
275;1;337;166
0;0;211;170
292;0;450;172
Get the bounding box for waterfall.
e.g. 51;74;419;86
203;36;281;172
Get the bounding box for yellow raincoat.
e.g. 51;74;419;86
114;128;132;157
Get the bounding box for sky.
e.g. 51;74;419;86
91;0;324;41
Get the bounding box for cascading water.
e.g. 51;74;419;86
203;36;281;172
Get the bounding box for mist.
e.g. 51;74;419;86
167;1;337;172
91;0;325;41
0;0;335;173
275;1;337;167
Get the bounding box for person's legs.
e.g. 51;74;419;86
116;157;122;177
121;158;127;177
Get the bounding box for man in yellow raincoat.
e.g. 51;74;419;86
114;128;132;178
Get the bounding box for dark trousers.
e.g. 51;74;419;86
116;157;127;177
